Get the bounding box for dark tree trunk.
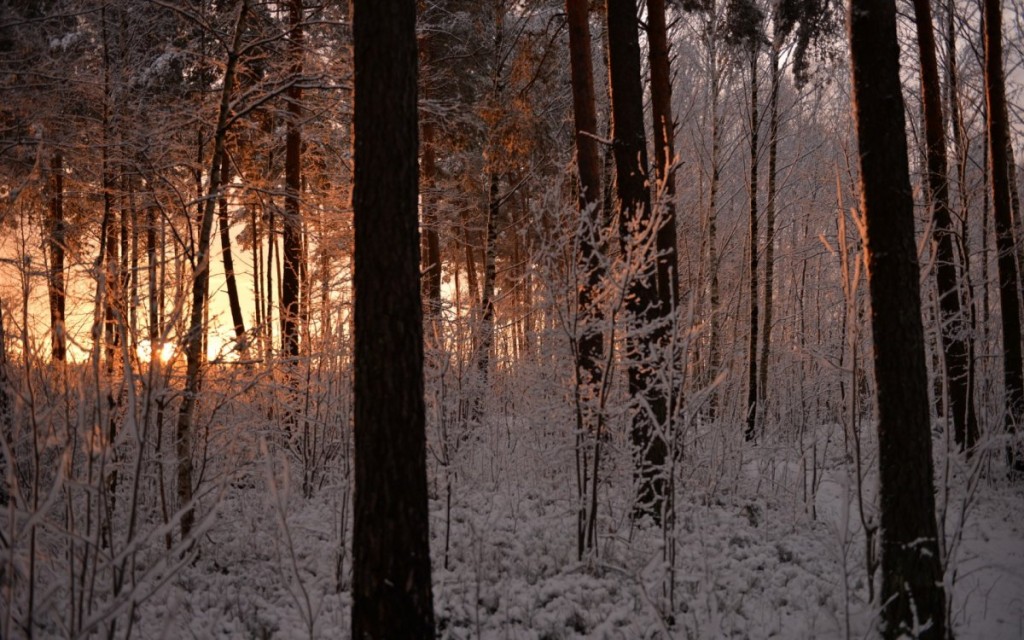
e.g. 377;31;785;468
351;0;435;635
218;158;247;348
461;209;480;308
147;204;159;351
847;0;947;635
281;0;304;360
100;8;118;371
912;0;978;450
983;0;1024;470
420;117;442;338
419;26;442;340
476;171;500;412
48;152;66;362
1010;149;1024;295
745;45;759;442
174;1;247;539
567;0;605;387
567;0;606;559
757;42;779;435
647;0;679;311
606;0;671;524
705;18;723;420
945;0;981;449
0;302;8;506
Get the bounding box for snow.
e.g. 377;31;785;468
64;416;1018;639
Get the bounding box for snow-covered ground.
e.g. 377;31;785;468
115;416;1024;640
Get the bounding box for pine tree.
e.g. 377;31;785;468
351;0;436;634
847;0;947;633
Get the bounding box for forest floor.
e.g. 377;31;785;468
118;414;1024;640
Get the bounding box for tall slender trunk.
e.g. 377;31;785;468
147;204;159;351
567;0;606;559
606;0;671;523
913;0;978;449
848;0;947;633
745;45;760;442
568;0;605;388
175;1;247;539
982;0;1024;469
281;0;304;360
266;205;275;358
946;0;981;447
706;18;722;421
420;118;442;338
757;42;779;435
647;0;679;311
419;27;443;340
129;175;139;344
461;210;480;309
476;171;500;415
48;152;66;362
1007;148;1024;300
100;7;118;371
218;157;247;347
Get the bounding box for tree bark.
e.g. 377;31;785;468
174;1;247;539
983;0;1024;470
351;0;435;635
567;0;605;388
281;0;304;360
757;42;779;436
606;0;672;524
419;24;443;340
218;157;247;348
420;117;442;337
847;0;947;634
48;152;66;362
647;0;679;311
912;0;978;450
745;45;760;442
476;171;500;416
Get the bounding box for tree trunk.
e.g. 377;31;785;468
1008;147;1024;315
847;0;947;634
48;152;66;362
757;42;779;437
420;118;442;338
218;157;247;348
912;0;978;450
606;0;672;524
351;0;435;635
281;0;304;360
419;26;443;341
567;0;606;559
983;0;1024;470
476;171;500;420
100;7;118;371
461;210;480;308
945;0;981;448
706;16;723;421
174;1;247;540
567;0;605;388
745;45;759;442
647;0;679;311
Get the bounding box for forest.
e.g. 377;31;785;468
1;0;1023;637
